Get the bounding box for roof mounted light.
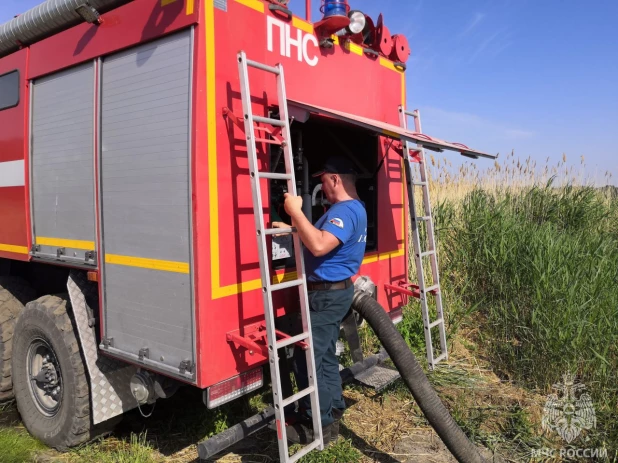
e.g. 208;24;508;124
316;0;351;32
75;3;102;25
322;0;349;19
334;10;366;37
347;10;366;34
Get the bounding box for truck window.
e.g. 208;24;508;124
0;70;19;110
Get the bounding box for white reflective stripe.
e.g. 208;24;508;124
0;160;25;187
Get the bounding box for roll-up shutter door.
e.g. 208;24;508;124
31;63;96;264
100;30;195;379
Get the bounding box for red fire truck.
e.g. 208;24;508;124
0;0;494;460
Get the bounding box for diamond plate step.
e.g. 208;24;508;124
353;364;401;392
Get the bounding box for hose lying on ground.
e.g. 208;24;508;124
197;350;391;459
352;290;487;463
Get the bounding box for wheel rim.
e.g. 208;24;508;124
26;338;62;417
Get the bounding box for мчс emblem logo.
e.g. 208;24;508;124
542;373;596;443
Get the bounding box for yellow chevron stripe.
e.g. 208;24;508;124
345;41;363;56
293;17;314;33
235;0;264;13
105;254;190;274
380;57;403;73
36;237;95;250
0;243;29;254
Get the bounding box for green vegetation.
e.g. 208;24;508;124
437;181;618;449
0;427;45;463
294;439;362;463
68;433;157;463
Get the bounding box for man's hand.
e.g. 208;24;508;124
272;221;292;237
279;195;340;257
283;193;303;218
272;221;291;230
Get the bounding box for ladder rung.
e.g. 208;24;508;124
412;181;427;186
276;332;309;349
432;353;448;365
271;278;304;292
258;172;292;180
429;318;444;329
422;284;440;293
245;58;280;75
282;386;315;408
255;137;282;146
253;115;285;127
404;109;418;117
263;227;295;236
414;216;431;221
420;250;435;257
289;440;321;462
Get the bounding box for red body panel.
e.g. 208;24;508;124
193;0;408;387
28;0;198;79
0;0;410;390
0;49;29;261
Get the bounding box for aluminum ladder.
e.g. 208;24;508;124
399;106;448;370
237;51;323;462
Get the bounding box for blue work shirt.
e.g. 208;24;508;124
304;199;367;282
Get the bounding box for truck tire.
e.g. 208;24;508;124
12;295;92;450
0;277;36;402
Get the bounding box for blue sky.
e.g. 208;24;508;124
2;1;616;184
298;0;617;185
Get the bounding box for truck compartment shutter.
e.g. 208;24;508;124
287;100;496;159
100;30;195;379
31;62;96;264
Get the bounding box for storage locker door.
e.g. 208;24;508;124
100;30;194;379
31;63;96;264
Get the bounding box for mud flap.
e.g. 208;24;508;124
67;271;138;425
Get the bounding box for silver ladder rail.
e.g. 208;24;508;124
399;106;448;370
237;51;323;462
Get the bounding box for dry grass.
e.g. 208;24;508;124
0;333;546;463
333;335;546;462
425;150;614;206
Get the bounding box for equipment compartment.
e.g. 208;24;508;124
269;115;379;269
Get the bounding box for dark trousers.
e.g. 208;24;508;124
294;285;353;426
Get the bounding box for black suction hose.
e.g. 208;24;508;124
352;291;487;463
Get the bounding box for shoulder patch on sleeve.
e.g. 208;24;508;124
329;217;344;229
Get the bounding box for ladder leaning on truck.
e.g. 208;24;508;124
0;0;496;461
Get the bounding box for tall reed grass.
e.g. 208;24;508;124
424;153;617;447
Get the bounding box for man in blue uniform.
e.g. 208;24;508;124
274;156;367;446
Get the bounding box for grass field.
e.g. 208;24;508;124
0;153;616;462
432;154;617;453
